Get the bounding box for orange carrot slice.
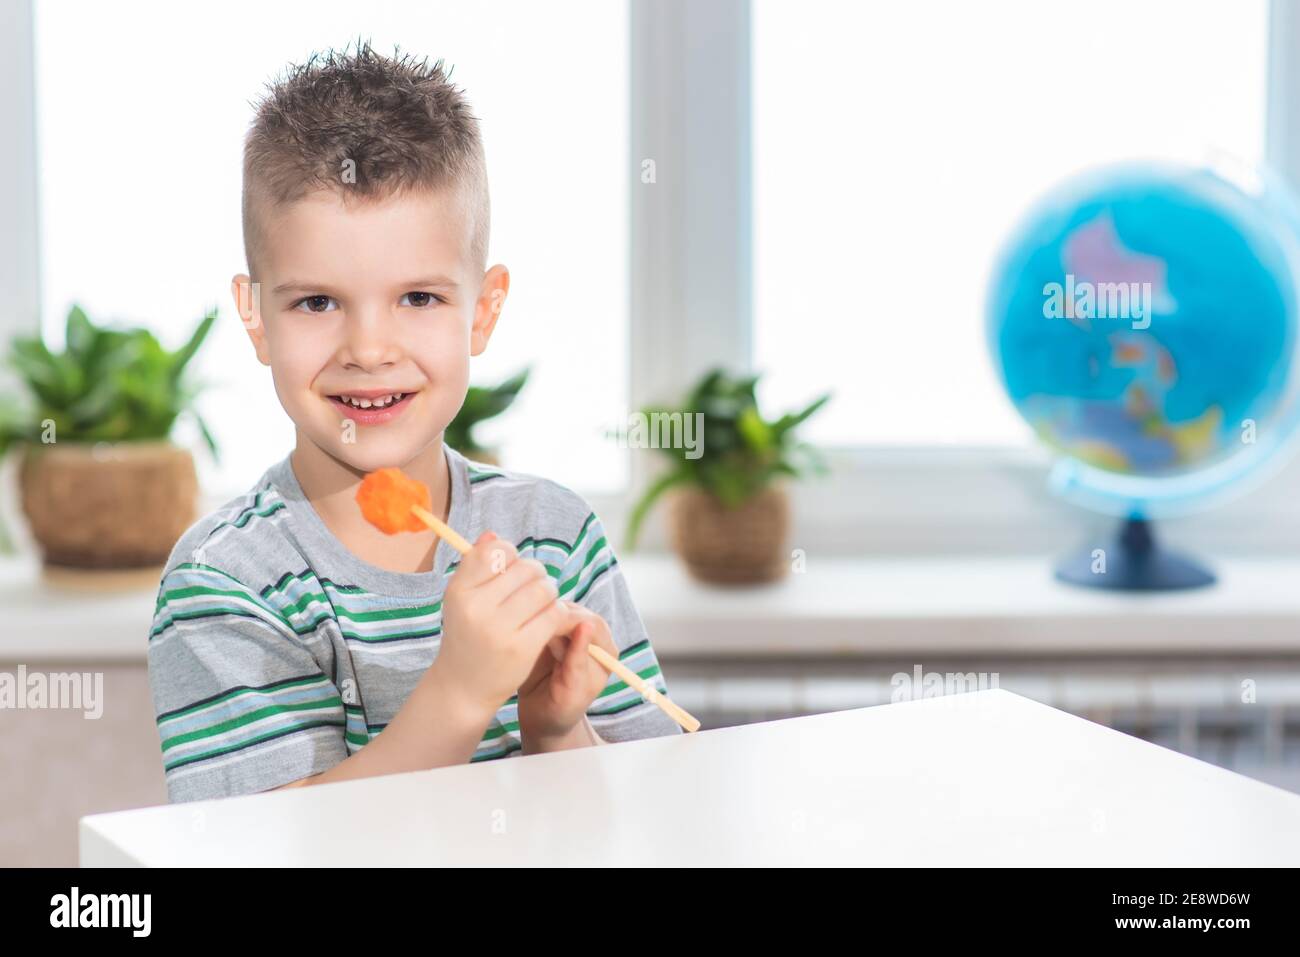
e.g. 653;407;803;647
356;467;432;534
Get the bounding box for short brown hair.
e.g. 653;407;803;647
241;39;489;279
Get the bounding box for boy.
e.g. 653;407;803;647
147;42;681;804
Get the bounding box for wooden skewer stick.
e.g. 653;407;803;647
585;644;700;732
410;505;474;555
410;505;701;733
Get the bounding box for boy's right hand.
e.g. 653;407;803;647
434;531;574;717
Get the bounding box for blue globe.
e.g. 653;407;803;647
987;161;1300;521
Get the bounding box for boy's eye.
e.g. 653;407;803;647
293;295;337;314
402;291;444;308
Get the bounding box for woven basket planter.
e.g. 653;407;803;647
668;484;790;585
19;441;197;570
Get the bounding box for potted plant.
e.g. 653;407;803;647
623;368;830;584
444;368;530;466
0;304;217;571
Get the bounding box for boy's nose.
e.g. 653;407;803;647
338;309;404;370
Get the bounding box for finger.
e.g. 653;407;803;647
478;557;548;607
452;532;518;588
519;634;556;694
560;606;618;681
516;599;580;657
564;621;593;684
497;567;561;629
557;602;615;654
591;620;619;660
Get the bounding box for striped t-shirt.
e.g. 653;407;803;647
147;445;680;803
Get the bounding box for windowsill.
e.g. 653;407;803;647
5;553;1300;663
625;556;1300;658
0;557;160;662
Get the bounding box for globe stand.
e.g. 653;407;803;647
1054;517;1216;591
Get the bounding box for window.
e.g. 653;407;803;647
34;0;629;495
752;0;1269;448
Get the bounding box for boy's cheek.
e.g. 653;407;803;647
411;345;470;408
267;353;331;417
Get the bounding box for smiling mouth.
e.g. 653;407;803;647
326;391;416;424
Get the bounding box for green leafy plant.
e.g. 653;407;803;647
0;304;218;460
622;367;831;549
444;368;530;458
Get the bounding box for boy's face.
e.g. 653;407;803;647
232;186;506;475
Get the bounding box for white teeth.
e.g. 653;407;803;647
337;392;404;409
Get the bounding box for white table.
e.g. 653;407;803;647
80;689;1300;866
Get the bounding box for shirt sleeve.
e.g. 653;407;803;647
147;562;348;802
555;511;685;743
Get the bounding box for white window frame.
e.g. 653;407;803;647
7;0;1300;556
624;0;1300;556
0;0;40;365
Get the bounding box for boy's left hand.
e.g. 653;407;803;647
516;600;618;747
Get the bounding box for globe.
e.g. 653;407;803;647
986;160;1300;589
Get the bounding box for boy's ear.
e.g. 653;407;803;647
470;265;510;357
231;273;271;365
